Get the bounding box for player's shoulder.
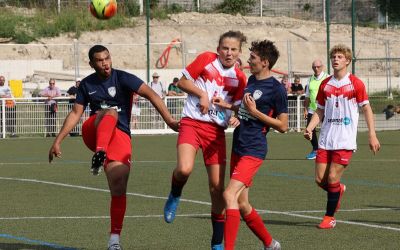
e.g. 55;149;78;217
196;51;218;62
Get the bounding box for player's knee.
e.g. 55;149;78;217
175;167;192;179
223;189;235;205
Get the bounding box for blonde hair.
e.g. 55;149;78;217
330;44;352;62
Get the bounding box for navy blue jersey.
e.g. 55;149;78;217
76;69;144;135
232;75;288;159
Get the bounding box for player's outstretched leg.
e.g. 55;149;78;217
91;150;106;175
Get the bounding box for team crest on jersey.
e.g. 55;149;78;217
253;90;262;100
108;87;116;97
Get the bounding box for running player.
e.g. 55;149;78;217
220;40;287;250
48;45;179;250
163;31;247;250
304;44;380;229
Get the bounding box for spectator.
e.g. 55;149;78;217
167;77;185;96
67;78;81;104
40;78;61;137
0;75;17;137
290;75;304;95
303;59;329;160
281;75;291;94
149;72;166;98
67;78;82;136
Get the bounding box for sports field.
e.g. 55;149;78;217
0;131;399;250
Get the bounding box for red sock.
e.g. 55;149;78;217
110;195;126;235
243;208;272;247
224;209;241;250
96;115;117;152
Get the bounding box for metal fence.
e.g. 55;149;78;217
1;95;398;138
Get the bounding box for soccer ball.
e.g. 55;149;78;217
89;0;117;20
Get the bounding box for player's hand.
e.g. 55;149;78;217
369;135;381;155
49;143;62;163
212;96;230;110
303;128;313;141
167;119;180;132
229;116;240;128
198;92;209;115
303;110;308;119
243;93;256;114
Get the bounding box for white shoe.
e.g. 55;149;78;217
264;239;281;250
108;243;122;250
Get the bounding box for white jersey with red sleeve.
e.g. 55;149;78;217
316;73;369;150
181;51;247;128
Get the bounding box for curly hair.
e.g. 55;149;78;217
329;44;352;62
249;40;280;70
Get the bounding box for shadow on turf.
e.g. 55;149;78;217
188;215;316;228
0;243;83;250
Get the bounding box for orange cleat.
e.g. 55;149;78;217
335;184;346;213
318;216;336;229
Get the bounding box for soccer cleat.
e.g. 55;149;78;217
318;216;336;229
163;192;181;223
211;243;224;250
306;150;317;160
335;183;346;213
264;239;281;250
91;150;106;176
108;243;122;250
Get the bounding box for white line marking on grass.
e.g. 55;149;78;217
1;158;399;166
256;209;400;232
1;176;399;232
288;207;400;213
0;213;210;220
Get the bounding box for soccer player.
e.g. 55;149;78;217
48;45;179;250
303;59;328;160
304;44;381;229
163;30;247;250
220;40;287;250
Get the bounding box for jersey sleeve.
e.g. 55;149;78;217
316;78;329;109
352;76;369;107
274;83;289;115
119;71;144;93
182;52;215;81
231;70;247;106
75;82;88;106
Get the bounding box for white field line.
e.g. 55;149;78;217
0;158;399;166
0;176;399;232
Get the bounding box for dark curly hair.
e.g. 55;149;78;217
249;40;279;70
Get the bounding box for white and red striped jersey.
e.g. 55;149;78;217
316;73;369;150
181;52;247;128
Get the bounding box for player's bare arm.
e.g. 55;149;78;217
304;107;323;141
49;103;85;163
243;93;288;133
212;97;240;113
303;97;310;118
177;76;209;114
137;83;179;132
362;104;381;154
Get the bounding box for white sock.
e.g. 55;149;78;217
108;234;120;247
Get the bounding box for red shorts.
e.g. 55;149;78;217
177;117;226;166
82;115;132;168
316;149;353;166
230;153;263;187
